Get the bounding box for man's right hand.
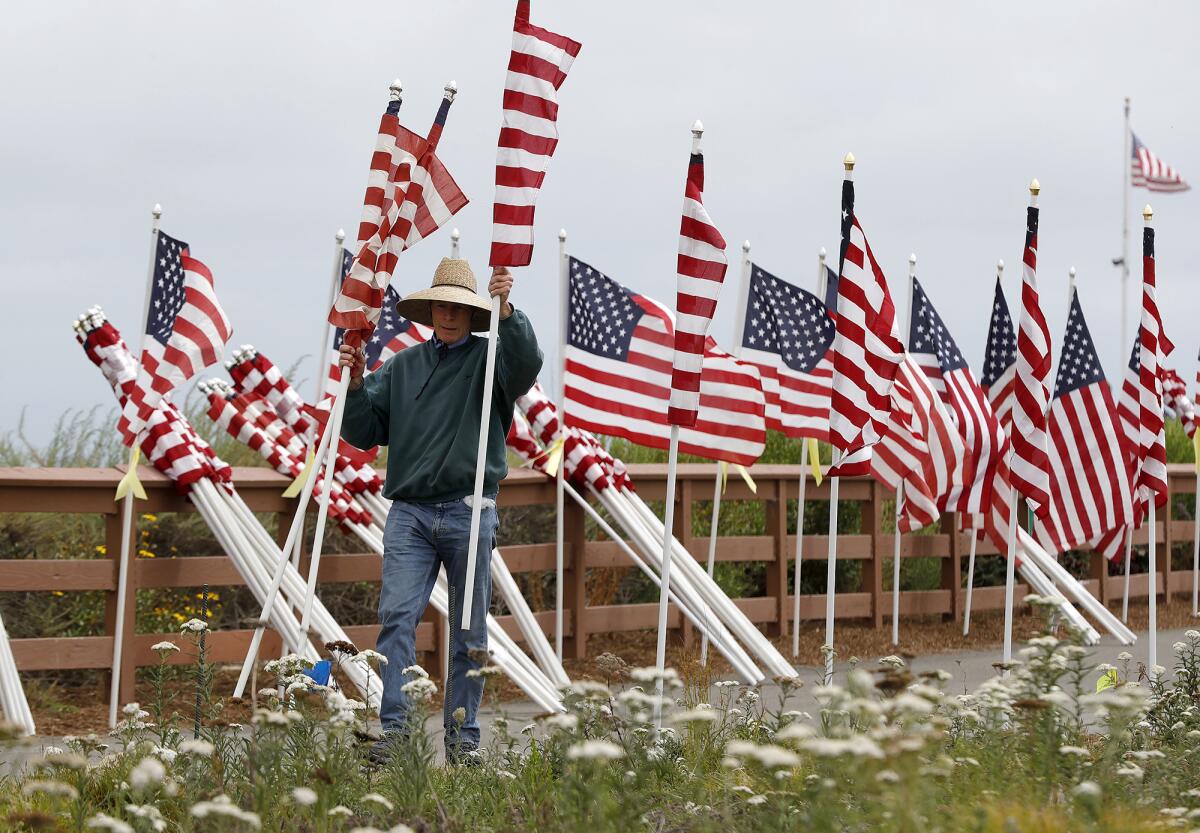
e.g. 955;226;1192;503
339;344;367;388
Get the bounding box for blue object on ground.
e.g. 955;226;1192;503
303;660;332;686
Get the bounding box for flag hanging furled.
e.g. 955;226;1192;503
562;257;765;465
1131;131;1190;193
1161;367;1195;438
489;0;581;267
827;175;905;476
118;232;232;445
330;88;467;345
328;284;431;393
1007;199;1053;519
909;279;1005;515
1034;288;1133;556
1132;216;1173;509
979;276;1018;437
736;264;835;441
667;138;729;427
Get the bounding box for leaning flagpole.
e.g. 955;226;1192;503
891;253;916;647
791;249;826;657
108;203;161;728
654;424;682;725
554;228;568;660
700;239;752;665
1144;202;1158;676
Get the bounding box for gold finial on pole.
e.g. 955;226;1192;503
1029;178;1040;196
843;152;856;171
1143;204;1154;221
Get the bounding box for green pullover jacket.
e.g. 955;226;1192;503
340;309;543;503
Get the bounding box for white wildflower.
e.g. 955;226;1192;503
122;702;148;718
725;740;800;769
191;795;261;828
130;756;166;790
466;665;503;679
1116;763;1144;781
496;769;517;780
1125;749;1165;761
39;750;86;770
22;779;79;799
400;676;438;703
746;794;767;805
799;736;885;760
1117;651;1133;662
566;680;611;699
126;804;167;832
180;738;214;757
152;746;177;765
86;814;134;833
630;666;682;688
349;828;386;833
713;680;740;689
878;655;906;669
1059;745;1090;758
566;739;624;761
542;713;579;732
361;792;394;811
402;664;429;679
328;805;354;817
876;769;901;784
292;786;318;806
150;641;180;654
1072;781;1102;800
354;649;388;665
670;706;718;725
1186;629;1200;641
775;723;816;742
179;618;208;633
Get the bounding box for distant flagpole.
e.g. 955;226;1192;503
555;228;568;661
1120;97;1131;375
891;253;916;646
109;202;162;728
791;248;826;657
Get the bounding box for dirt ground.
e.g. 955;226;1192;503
20;599;1197;736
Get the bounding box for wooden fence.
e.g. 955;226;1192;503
1;464;1196;706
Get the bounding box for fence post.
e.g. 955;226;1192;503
674;478;695;648
941;514;961;622
1090;553;1110;605
103;510;139;709
764;477;788;639
565;496;588;660
864;480;885;630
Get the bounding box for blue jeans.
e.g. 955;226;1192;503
377;495;497;750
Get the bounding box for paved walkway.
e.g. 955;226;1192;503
3;626;1190;771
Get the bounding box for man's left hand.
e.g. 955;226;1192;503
489;267;514;320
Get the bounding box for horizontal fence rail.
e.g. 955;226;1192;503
1;464;1196;706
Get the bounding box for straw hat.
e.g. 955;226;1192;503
396;258;492;332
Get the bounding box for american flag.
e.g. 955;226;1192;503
1131;131;1190;193
1033;288;1133;555
668;139;728;427
1162;367;1195;438
328;282;430;392
489;0;581;267
979;276;1018;436
1007;200;1053;519
330;88;467;344
736;264;835;441
1132;217;1172;510
562;256;766;465
827;175;904;476
118;231;232;446
909;278;1005;514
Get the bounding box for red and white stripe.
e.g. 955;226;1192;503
119;254;231;445
1131;132;1190;193
1132;220;1172;510
668;144;729;427
828;215;904;477
1007;204;1052;519
489;0;581;267
564;291;766;466
1162;367;1195;438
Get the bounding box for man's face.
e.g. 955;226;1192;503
431;300;471;343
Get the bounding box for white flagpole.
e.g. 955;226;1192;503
1144;203;1158;676
962;260;999;636
792;249;826;656
1122;528;1133;622
1193;464;1199;617
701;239;751;665
109;203;162;728
451;227;461;258
445;227;460;679
1003;179;1040;668
459;301;503;629
891;253;916;646
654;425;681;727
824;152;854;685
554;228;567;661
1120;97;1131;374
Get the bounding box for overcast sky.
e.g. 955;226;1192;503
3;2;1197;445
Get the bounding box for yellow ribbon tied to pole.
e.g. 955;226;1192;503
1096;668;1119;693
282;448;317;498
534;435;565;477
114;446;147;502
807;438;823;487
718;461;757;495
1193;430;1200;474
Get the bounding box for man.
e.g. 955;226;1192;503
337;257;542;763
